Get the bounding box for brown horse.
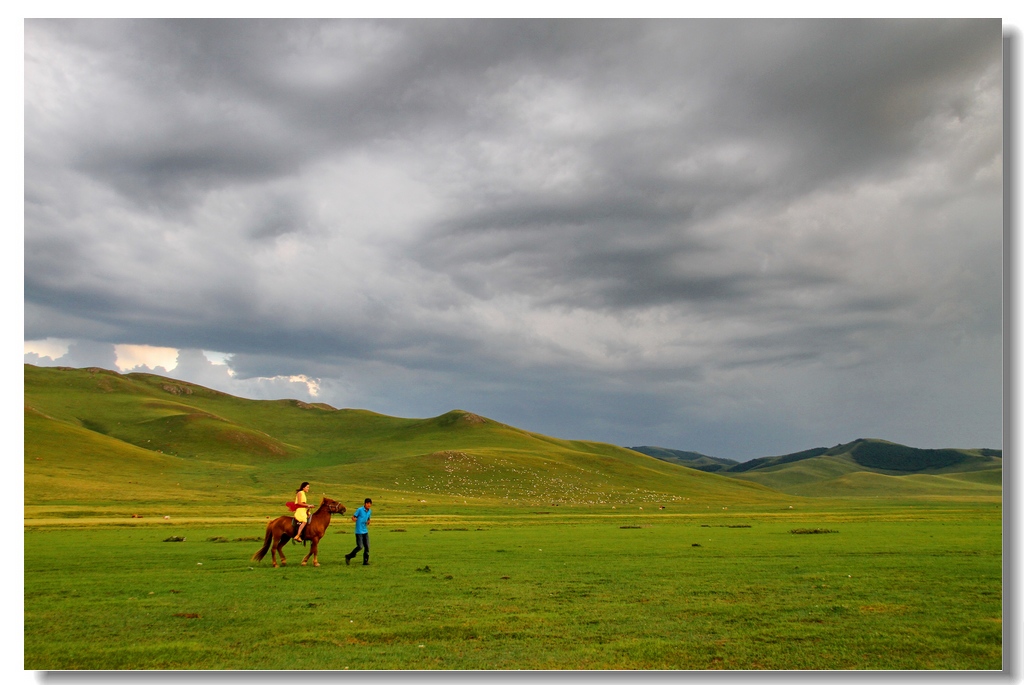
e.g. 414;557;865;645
252;497;346;568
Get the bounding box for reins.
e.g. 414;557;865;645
305;498;342;537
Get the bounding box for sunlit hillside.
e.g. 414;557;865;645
24;364;783;518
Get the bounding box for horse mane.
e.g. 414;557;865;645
304;497;340;541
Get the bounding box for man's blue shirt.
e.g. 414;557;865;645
353;506;371;534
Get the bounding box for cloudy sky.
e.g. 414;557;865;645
23;19;1004;459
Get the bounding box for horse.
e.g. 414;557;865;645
252;497;346;568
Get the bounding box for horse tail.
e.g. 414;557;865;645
252;526;273;562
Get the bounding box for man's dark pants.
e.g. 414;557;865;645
347;533;369;563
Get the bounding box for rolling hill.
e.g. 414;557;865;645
627;446;739;473
636;439;1001;497
24;364;783;517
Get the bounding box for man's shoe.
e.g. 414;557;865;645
363;560;370;566
345;555;351;565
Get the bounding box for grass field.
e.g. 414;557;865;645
25;501;1001;670
23;365;1004;670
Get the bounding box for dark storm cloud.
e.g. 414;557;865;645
24;19;1003;457
39;19;995;217
30;20;612;211
717;20;999;177
401;19;1000;322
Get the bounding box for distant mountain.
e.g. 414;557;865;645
628;446;739;473
633;438;1001;497
732;439;1000;497
727;438;1000;475
725;447;830;473
832;438;1001;472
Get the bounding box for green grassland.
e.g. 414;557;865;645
25;505;1001;670
23;365;1003;670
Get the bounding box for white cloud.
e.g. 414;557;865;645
287;375;321;397
114;344;179;372
24;338;72;361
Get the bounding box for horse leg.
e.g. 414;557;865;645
311;539;320;567
277;535;288;566
301;538;313;566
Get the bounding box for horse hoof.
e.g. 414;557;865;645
301;562;307;566
313;562;320;567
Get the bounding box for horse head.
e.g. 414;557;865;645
320;497;346;514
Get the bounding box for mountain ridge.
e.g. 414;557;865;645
626;446;739;473
631;439;1001;498
632;438;1001;475
24;364;782;510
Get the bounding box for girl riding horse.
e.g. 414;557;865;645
291;482;311;541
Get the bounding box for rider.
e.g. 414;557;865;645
293;482;312;542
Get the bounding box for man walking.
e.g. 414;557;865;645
345;498;372;566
